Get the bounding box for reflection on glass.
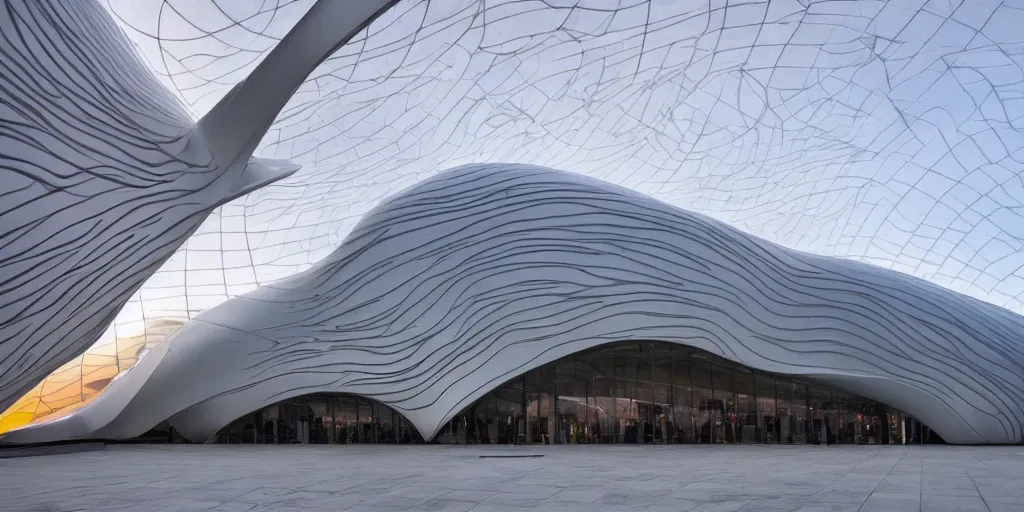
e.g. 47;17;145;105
460;341;933;446
671;352;695;444
755;375;776;443
211;341;934;446
216;395;423;444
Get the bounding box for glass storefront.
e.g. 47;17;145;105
215;395;423;444
444;341;937;446
214;341;937;445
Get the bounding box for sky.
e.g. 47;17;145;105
93;0;1024;342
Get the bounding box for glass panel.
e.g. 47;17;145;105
264;403;280;444
859;400;886;445
554;358;576;444
672;350;694;444
526;369;541;444
593;369;617;444
308;397;329;444
333;396;356;444
886;412;901;445
470;392;496;444
732;370;756;443
776;379;792;444
496;381;521;445
618;380;641;444
200;341;930;448
635;352;654;445
808;386;827;445
791;383;809;444
563;360;588;444
837;393;858;445
755;374;776;444
651;347;672;445
358;399;374;443
712;364;735;443
691;357;715;443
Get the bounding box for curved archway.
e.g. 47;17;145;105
210;393;423;445
189;341;940;447
441;340;940;446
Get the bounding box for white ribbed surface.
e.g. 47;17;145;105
0;0;396;414
9;165;1023;445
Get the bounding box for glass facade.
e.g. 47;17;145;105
215;395;423;444
458;341;938;445
215;341;937;445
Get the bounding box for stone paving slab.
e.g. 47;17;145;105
2;444;1024;511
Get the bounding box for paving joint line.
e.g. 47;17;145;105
855;448;912;512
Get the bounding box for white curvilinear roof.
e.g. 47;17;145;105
5;0;1024;429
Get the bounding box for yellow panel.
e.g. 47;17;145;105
0;410;36;435
0;317;187;435
0;383;43;434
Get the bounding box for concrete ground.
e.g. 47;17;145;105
2;444;1023;512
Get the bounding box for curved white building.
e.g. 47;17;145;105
3;0;1024;446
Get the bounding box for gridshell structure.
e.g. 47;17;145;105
2;0;1024;445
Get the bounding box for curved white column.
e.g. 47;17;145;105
6;164;1023;445
0;0;396;413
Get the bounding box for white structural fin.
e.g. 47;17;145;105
0;0;397;413
6;164;1024;446
196;0;399;202
232;158;303;201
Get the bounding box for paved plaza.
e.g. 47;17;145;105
3;444;1024;512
